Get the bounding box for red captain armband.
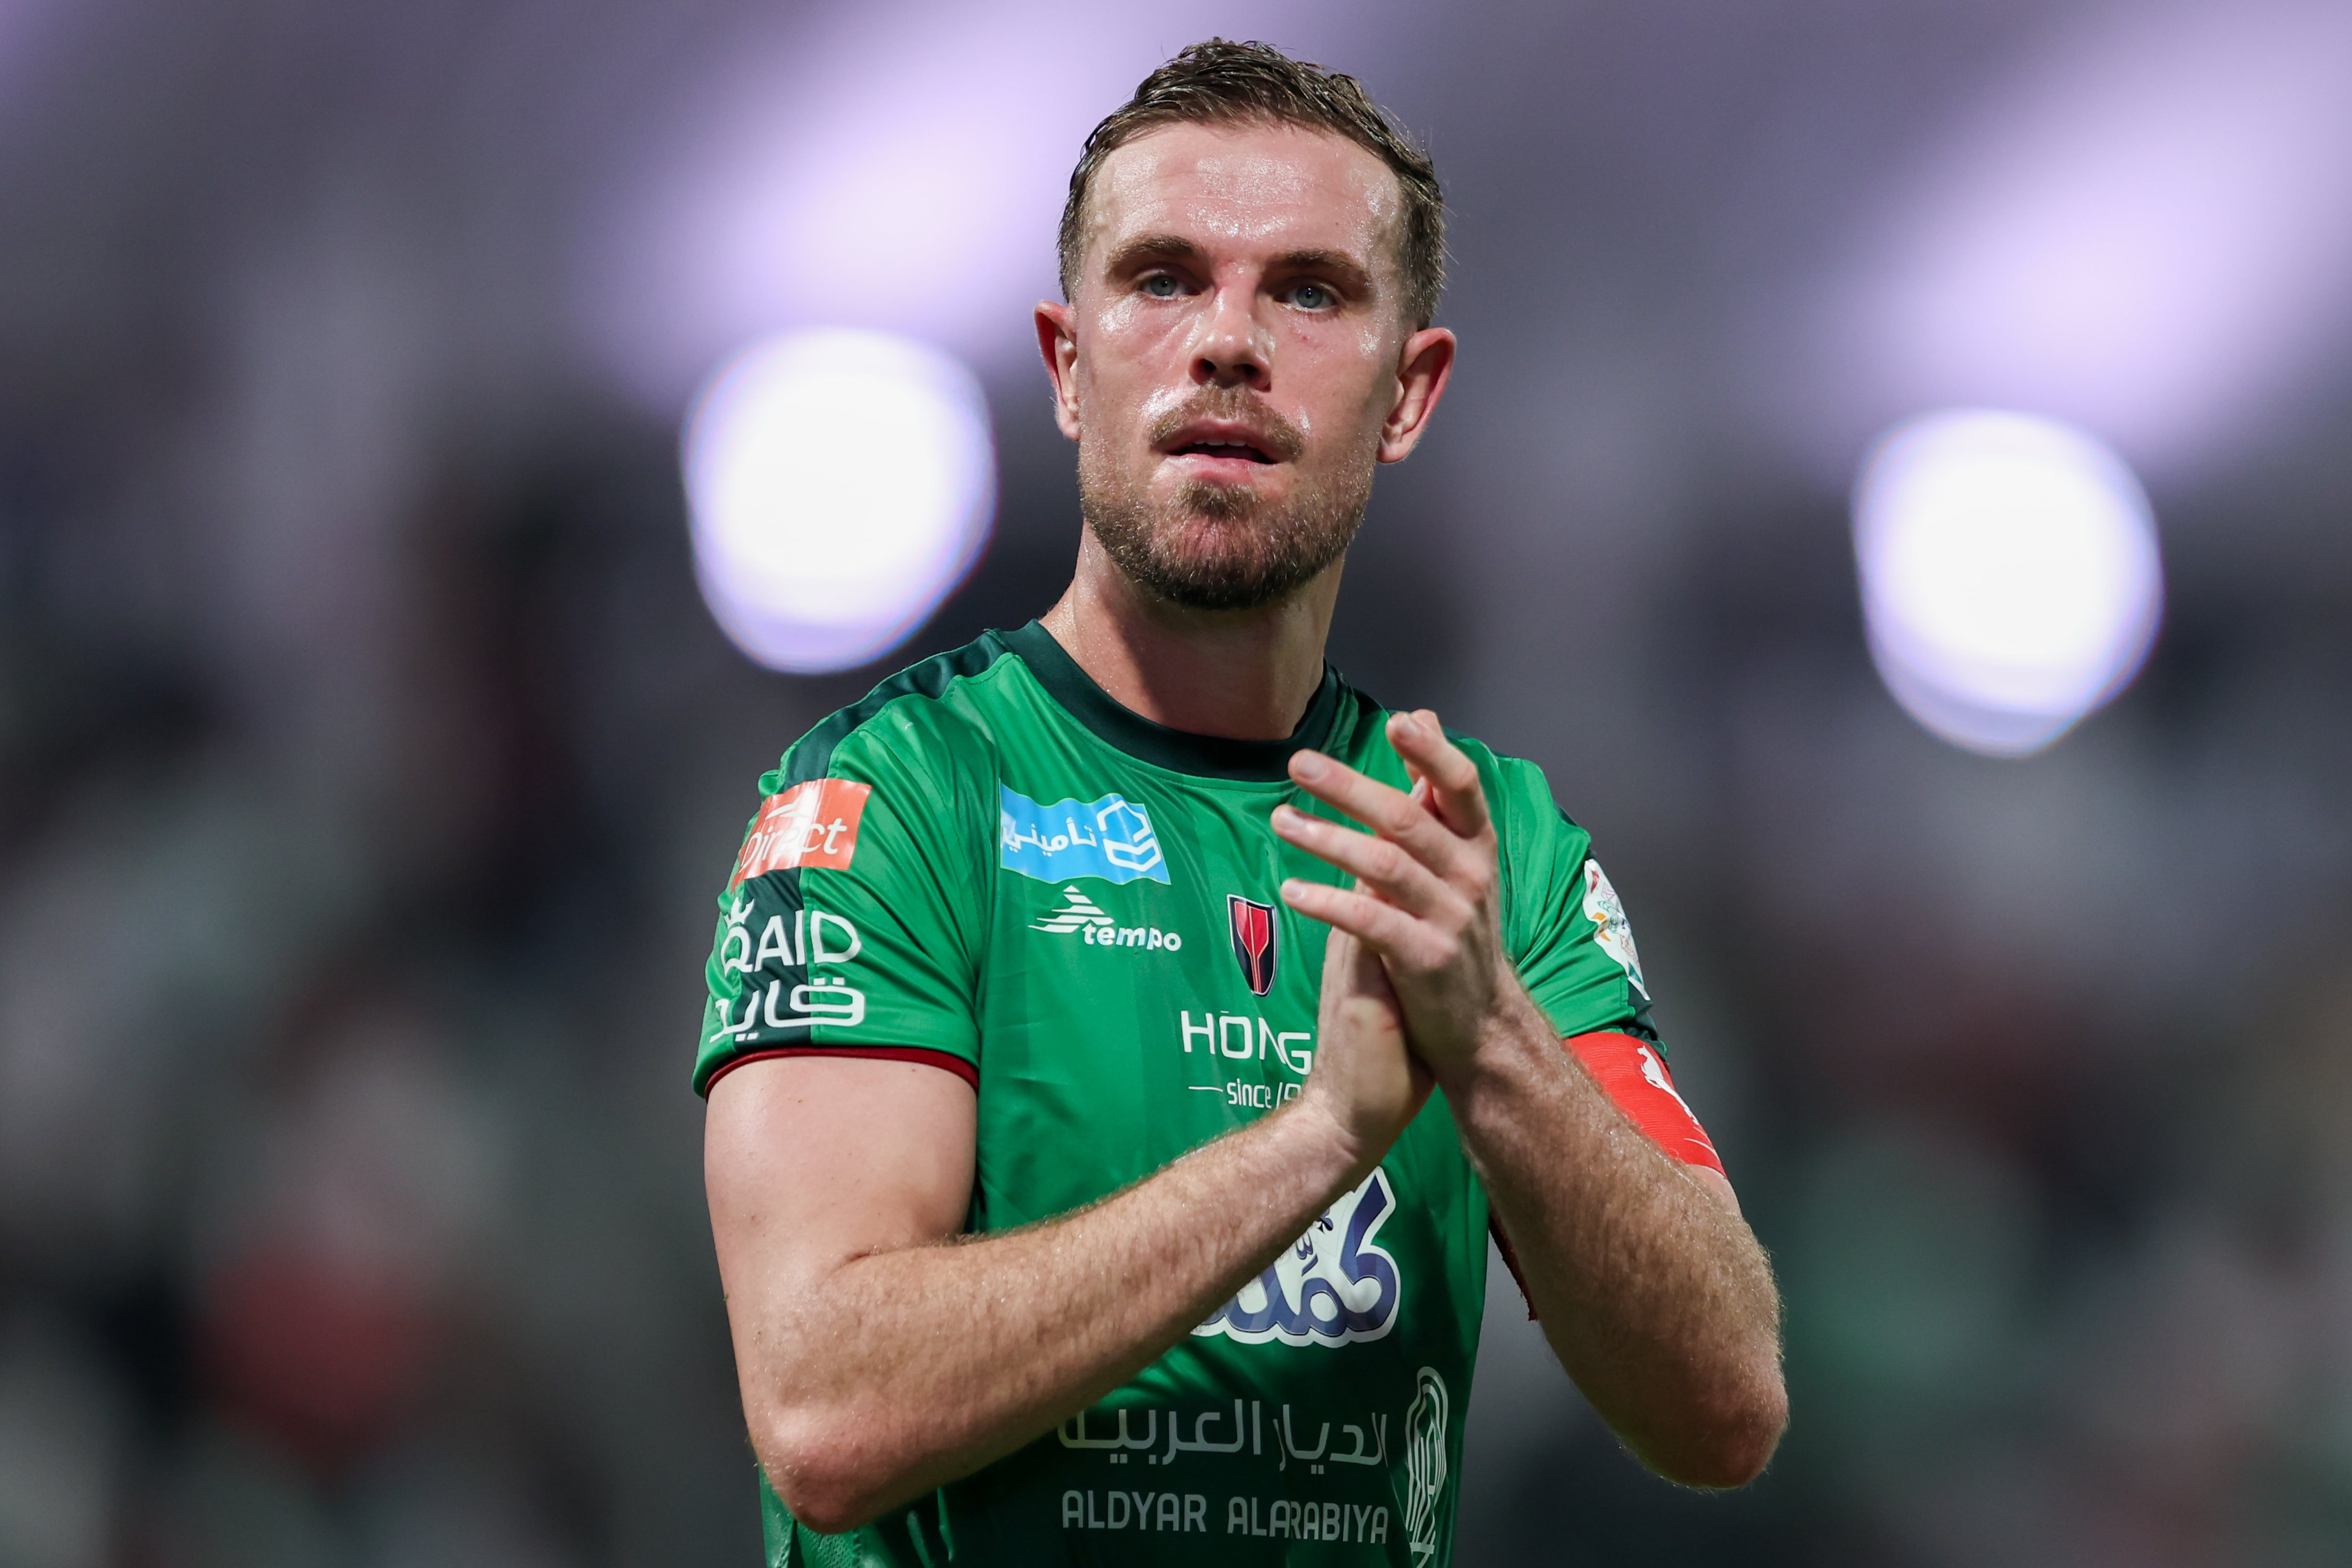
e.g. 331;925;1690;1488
1564;1031;1723;1175
1491;1032;1725;1320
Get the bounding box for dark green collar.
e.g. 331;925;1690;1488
1000;620;1344;783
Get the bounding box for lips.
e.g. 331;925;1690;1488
1169;436;1274;464
1147;397;1304;469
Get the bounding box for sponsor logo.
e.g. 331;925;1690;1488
1034;887;1183;951
1179;1010;1312;1075
1402;1367;1451;1563
1000;786;1170;885
1635;1040;1700;1121
1055;1392;1402;1539
1228;895;1277;996
707;900;867;1039
730;779;872;887
1194;1170;1400;1348
1580;859;1647;997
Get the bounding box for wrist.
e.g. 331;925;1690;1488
1281;1081;1389;1187
1429;986;1552;1099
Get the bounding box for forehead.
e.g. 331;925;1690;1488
1083;120;1402;272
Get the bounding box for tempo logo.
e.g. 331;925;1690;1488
1033;887;1183;951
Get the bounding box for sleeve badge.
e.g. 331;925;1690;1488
1580;859;1649;999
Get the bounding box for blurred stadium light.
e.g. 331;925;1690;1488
1853;409;2162;756
683;328;995;674
570;0;1426;410
1799;0;2352;480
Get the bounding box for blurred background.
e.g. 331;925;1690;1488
2;0;2350;1563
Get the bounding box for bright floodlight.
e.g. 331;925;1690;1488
1854;410;2162;756
685;329;994;673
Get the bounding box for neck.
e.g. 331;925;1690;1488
1039;530;1342;741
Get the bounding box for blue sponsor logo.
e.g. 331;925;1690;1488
999;786;1171;886
1193;1170;1399;1348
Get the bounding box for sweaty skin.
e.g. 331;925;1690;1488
705;118;1785;1534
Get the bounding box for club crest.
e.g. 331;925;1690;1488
1228;895;1277;997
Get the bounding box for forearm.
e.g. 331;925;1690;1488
1442;1001;1785;1486
732;1101;1364;1531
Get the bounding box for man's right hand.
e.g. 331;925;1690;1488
1294;921;1433;1176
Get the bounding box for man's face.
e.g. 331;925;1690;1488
1042;121;1441;612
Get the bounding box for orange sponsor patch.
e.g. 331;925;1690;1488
730;779;873;887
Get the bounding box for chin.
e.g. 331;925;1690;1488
1172;476;1283;522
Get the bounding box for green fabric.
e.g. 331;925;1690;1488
703;623;1657;1566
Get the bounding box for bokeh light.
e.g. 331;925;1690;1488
683;328;995;674
1854;409;2163;756
1786;0;2352;485
572;2;1430;408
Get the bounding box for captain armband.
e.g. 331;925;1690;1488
1564;1031;1724;1176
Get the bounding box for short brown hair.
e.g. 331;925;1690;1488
1057;39;1446;329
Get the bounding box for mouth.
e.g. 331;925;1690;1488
1168;438;1275;465
1157;417;1287;471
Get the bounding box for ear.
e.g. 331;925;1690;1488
1377;326;1456;464
1035;300;1083;443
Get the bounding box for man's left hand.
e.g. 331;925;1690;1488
1272;709;1539;1075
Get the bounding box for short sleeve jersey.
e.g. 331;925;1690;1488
696;623;1677;1568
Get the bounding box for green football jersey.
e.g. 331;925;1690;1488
697;622;1659;1567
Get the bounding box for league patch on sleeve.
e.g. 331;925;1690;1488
730;779;872;887
1580;859;1648;998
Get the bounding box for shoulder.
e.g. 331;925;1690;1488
1331;684;1592;887
1373;703;1589;858
1329;681;1589;851
1476;747;1591;850
770;631;1024;793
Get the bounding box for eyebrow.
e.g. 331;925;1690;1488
1102;233;1209;276
1268;247;1375;297
1103;234;1378;299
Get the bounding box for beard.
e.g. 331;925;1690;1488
1077;389;1374;613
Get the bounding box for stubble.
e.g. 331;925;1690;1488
1078;387;1375;613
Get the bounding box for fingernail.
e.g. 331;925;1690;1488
1292;751;1327;780
1389;712;1421;741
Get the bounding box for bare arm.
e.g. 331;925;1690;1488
1272;711;1786;1487
704;931;1427;1534
1436;1008;1784;1485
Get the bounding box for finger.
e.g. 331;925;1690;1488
1272;803;1455;918
1386;710;1491;840
1319;912;1358;990
1287;749;1477;880
1323;911;1399;1008
1281;877;1448;971
1348;927;1398;1004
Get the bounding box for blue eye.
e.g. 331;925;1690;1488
1291;283;1334;310
1141;274;1182;297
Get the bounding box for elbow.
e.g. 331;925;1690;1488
1649;1366;1788;1490
752;1410;897;1536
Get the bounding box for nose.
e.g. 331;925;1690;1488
1189;276;1271;390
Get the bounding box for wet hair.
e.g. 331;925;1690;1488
1057;38;1446;328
